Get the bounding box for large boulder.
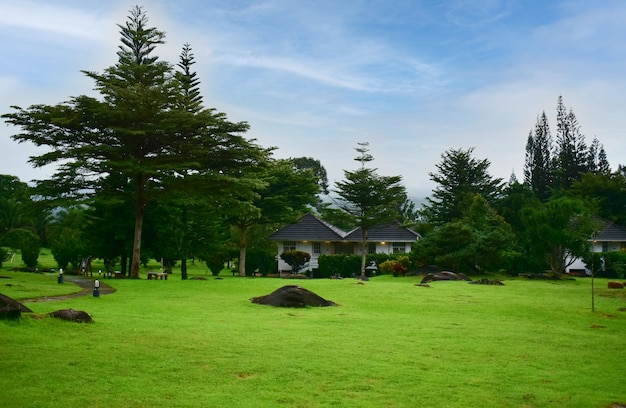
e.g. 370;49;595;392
49;309;94;323
251;285;337;308
421;271;472;283
0;293;34;320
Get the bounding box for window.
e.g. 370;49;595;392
283;241;296;251
313;242;321;254
368;242;377;254
392;242;406;254
602;242;608;252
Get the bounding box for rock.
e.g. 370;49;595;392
421;271;472;283
49;309;94;323
0;293;34;313
469;278;504;286
608;282;624;289
283;273;310;279
250;285;337;308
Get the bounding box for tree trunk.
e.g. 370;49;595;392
238;225;247;277
181;257;188;280
121;252;127;276
181;206;188;280
130;179;147;279
360;229;368;277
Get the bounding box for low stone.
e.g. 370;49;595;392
469;278;504;286
49;308;94;323
421;271;472;283
608;281;624;289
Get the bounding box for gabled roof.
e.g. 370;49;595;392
268;214;420;243
268;213;347;241
344;222;421;242
595;221;626;242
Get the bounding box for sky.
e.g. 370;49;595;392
1;0;625;202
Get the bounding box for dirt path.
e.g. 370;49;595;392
25;276;116;302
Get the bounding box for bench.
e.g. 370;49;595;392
147;271;168;280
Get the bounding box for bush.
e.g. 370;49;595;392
247;249;278;276
584;251;626;278
379;256;410;276
1;228;41;268
280;250;311;273
317;254;362;278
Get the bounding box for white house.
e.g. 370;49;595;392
568;220;626;273
268;213;421;273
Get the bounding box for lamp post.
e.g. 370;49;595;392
93;280;100;298
58;269;64;284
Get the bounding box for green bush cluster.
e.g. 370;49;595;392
317;253;417;278
584;251;626;278
280;250;311;273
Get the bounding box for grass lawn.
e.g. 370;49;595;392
1;253;625;407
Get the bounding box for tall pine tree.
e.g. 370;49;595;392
524;111;553;201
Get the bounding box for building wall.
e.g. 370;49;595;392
277;241;413;273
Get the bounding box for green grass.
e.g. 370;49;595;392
1;256;626;407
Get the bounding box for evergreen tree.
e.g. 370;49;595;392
552;96;589;190
524;111;553;200
2;7;262;278
333;142;406;276
422;147;503;225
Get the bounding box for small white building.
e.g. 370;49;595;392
268;213;421;273
568;220;626;273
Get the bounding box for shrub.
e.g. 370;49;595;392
280;250;311;273
317;254;361;278
247;249;277;276
584;251;626;279
1;228;41;268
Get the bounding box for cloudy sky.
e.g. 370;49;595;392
1;0;625;201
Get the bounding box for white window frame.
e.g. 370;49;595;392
392;242;406;254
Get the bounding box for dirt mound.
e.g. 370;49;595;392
251;285;337;308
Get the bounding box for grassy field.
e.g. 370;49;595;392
1;253;625;407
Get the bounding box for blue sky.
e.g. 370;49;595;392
1;0;625;201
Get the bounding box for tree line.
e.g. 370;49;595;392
2;7;624;278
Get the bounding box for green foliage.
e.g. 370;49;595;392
317;254;362;278
520;196;599;277
378;256;410;276
570;172;626;226
1;228;41;268
2;7;264;279
333;142;407;276
583;251;626;278
280;249;311;273
422;147;504;225
415;194;516;274
246;249;278;275
0;246;7;268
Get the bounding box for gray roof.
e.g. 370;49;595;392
269;214;420;243
595;222;626;242
268;213;346;241
344;222;421;242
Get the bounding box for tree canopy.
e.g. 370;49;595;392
2;6;267;278
333;142;406;276
422;147;503;225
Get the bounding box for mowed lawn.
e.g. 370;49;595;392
1;265;625;407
